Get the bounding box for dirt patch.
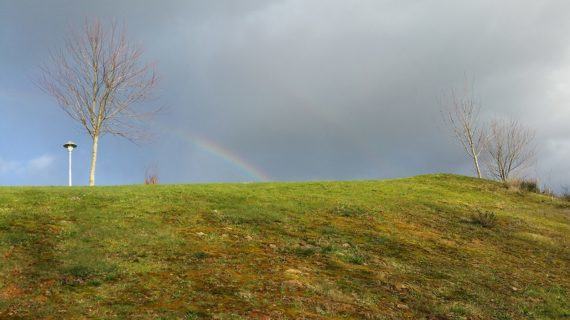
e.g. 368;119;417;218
0;284;24;299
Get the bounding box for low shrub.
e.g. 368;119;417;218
519;179;540;193
471;210;497;228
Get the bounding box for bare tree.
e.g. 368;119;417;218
441;84;487;178
485;119;536;182
37;19;158;186
561;185;570;200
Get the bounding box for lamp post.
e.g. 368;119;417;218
63;141;77;186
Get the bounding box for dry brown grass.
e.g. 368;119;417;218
504;178;540;193
144;167;159;185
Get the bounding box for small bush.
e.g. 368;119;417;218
330;202;367;217
520;179;540;193
505;179;540;193
471;210;497;228
345;253;366;265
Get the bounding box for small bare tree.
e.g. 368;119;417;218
485;119;536;182
561;185;570;201
441;84;487;178
38;19;158;186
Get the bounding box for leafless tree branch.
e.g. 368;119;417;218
485;119;536;182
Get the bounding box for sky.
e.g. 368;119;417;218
1;0;569;189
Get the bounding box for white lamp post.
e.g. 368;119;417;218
63;141;77;186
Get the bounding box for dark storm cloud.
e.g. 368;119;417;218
1;0;569;188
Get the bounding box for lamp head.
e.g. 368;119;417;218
63;141;77;151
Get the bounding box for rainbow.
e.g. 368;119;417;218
190;133;271;181
161;125;270;181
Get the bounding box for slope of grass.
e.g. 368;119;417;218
0;174;568;319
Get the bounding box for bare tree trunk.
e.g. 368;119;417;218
474;157;482;178
89;135;99;186
471;145;482;178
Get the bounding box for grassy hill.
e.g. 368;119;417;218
0;174;568;319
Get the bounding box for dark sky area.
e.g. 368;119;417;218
1;0;569;189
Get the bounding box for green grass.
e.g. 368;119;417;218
0;174;568;319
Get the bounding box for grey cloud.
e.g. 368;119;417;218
1;0;569;188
